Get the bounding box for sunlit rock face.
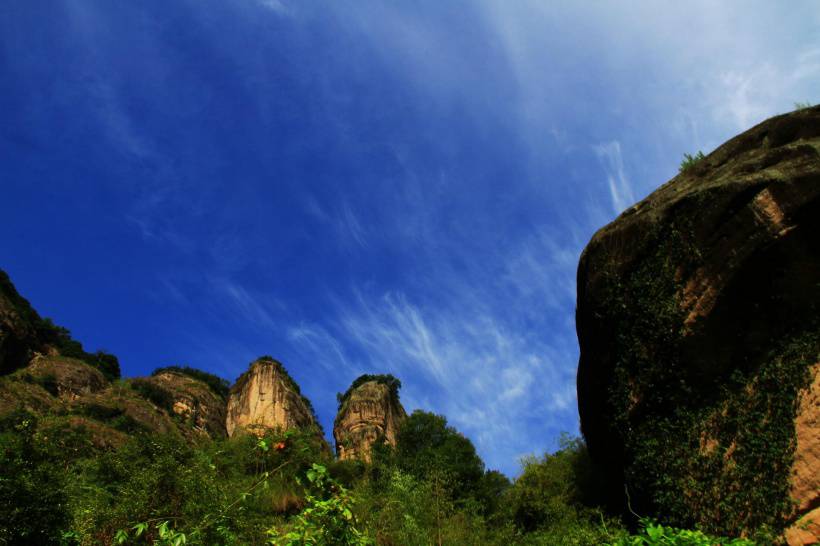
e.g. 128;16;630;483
334;380;406;462
576;106;820;541
226;357;318;437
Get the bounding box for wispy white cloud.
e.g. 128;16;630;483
256;0;290;15
49;0;820;477
339;202;369;249
288;323;351;372
325;287;577;473
594;141;636;215
215;279;284;331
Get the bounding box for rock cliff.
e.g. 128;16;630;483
576;106;820;541
334;375;406;462
0;270;47;374
130;371;228;439
0;272;327;449
226;357;320;437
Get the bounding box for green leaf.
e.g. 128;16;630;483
133;522;148;537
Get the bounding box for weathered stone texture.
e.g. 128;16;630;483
226;358;317;436
334;380;406;462
576;105;820;540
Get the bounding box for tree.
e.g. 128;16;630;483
394;411;484;501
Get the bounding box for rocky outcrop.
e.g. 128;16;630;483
0;270;45;374
130;371;227;439
334;377;406;462
576;106;820;540
26;355;108;400
226;357;319;437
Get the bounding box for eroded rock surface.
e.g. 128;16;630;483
133;371;228;439
334;379;406;462
787;363;820;545
576;106;820;539
26;355;108;400
226;357;318;436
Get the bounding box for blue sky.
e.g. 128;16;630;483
1;1;818;476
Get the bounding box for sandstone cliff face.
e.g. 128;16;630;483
226;357;318;437
576;106;820;541
334;379;406;462
786;363;820;546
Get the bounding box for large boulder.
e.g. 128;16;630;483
576;106;820;541
334;376;406;462
226;357;320;437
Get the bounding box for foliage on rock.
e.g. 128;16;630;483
152;365;231;400
336;374;402;411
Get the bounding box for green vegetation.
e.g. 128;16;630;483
268;463;371;545
130;377;176;412
793;101;814;110
606;519;755;545
598;217;818;539
35;319;121;381
336;374;402;410
0;393;767;545
19;371;60;396
152;365;231;399
392;410;485;501
0;410;70;545
678;151;705;173
0;268;120;380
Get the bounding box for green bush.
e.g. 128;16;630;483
267;463;371;545
606;519;755;545
20;371;59;396
508;435;609;532
34;318;121;381
0;410;70;545
71;434;232;544
129;377;175;412
394;410;485;502
678;151;705;173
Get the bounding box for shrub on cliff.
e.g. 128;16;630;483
35;318;120;380
678;151;705;172
336;373;402;410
